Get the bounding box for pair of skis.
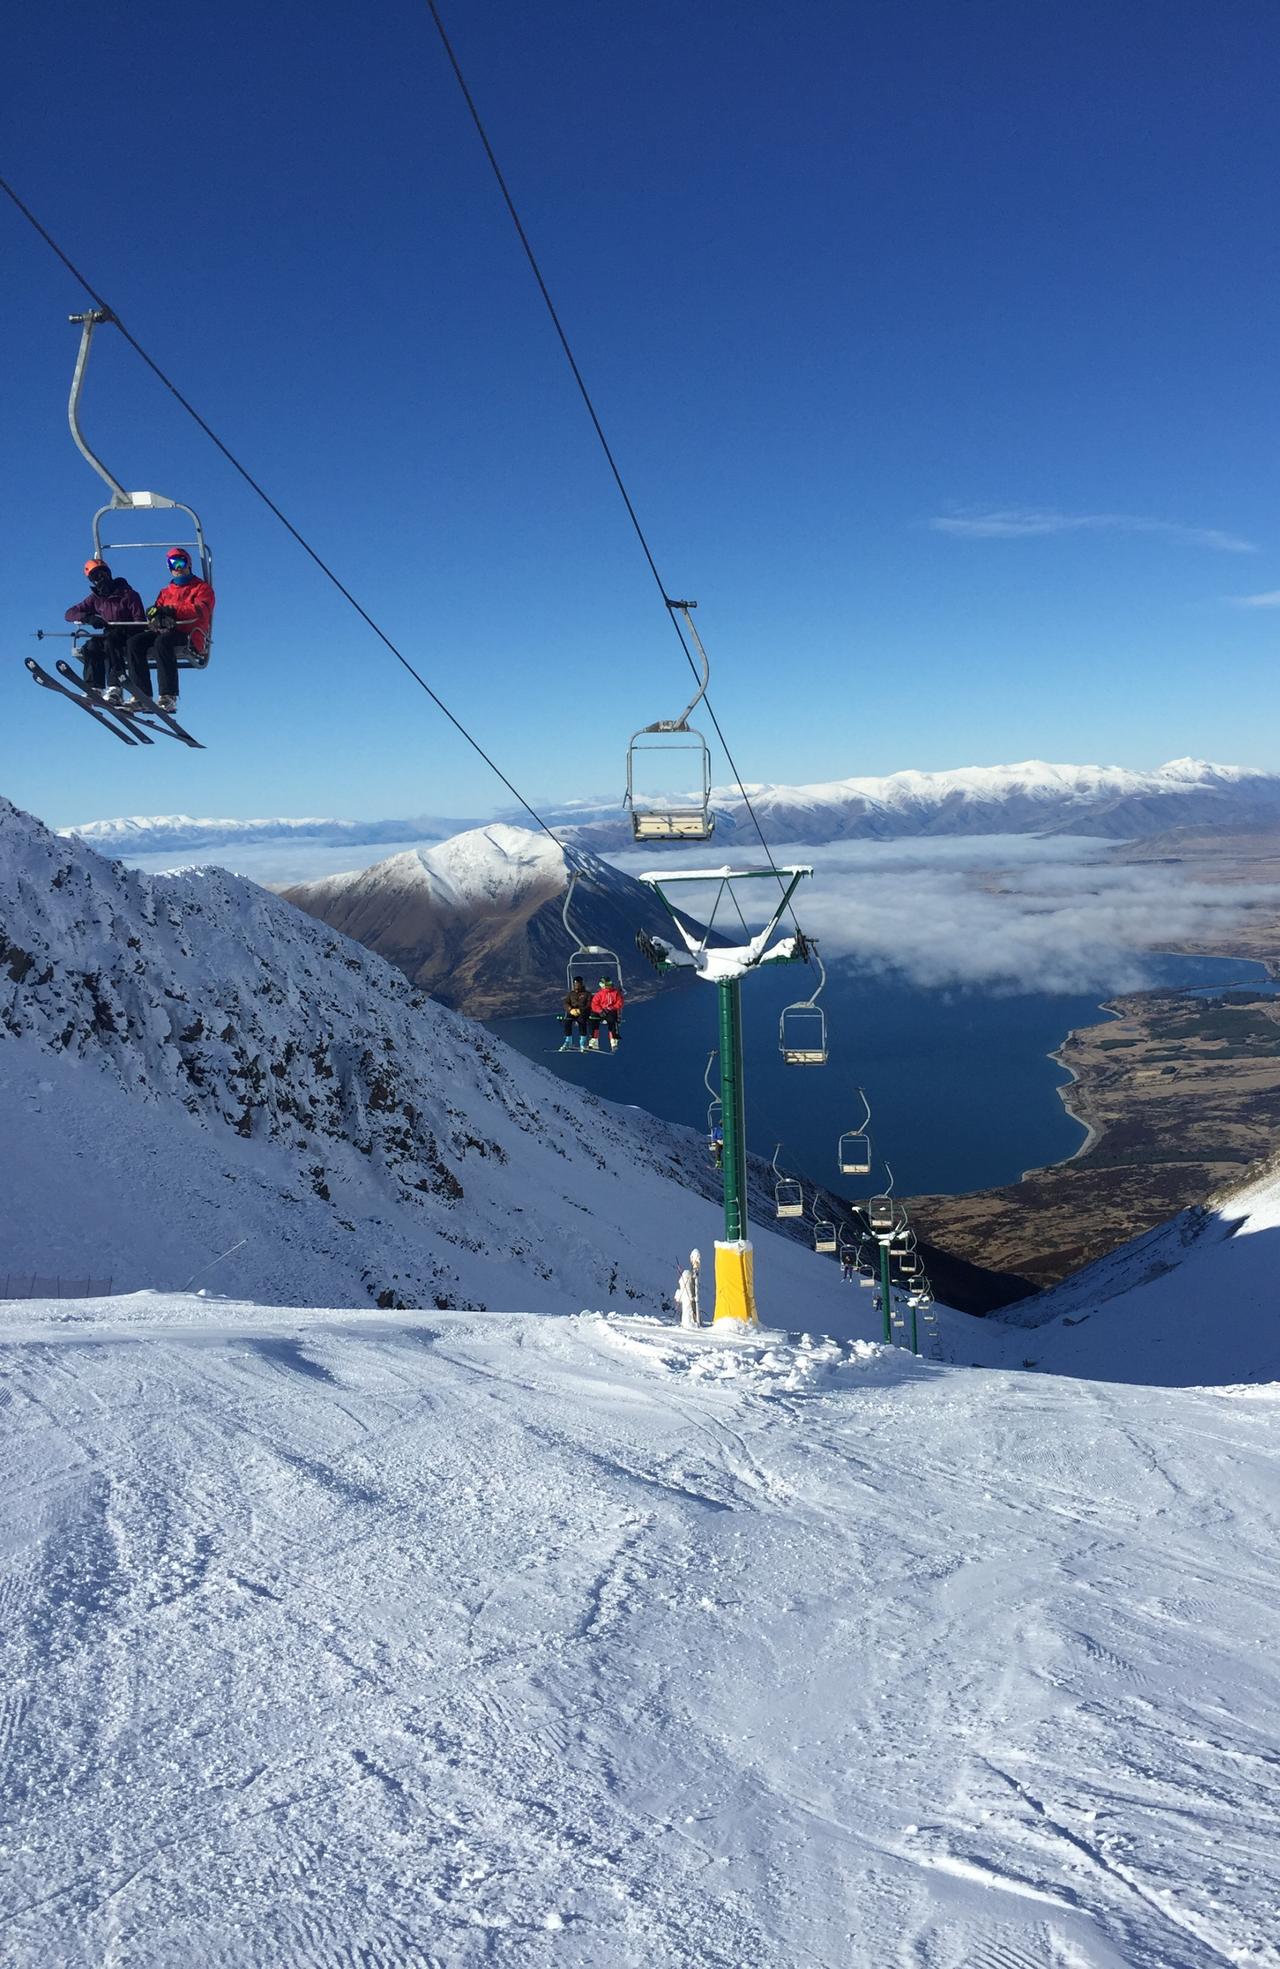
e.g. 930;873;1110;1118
25;657;204;749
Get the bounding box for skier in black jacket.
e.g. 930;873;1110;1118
560;977;593;1052
65;559;145;695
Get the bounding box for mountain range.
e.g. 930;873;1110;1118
65;757;1280;866
547;756;1280;847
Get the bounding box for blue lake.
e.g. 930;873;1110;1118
490;953;1265;1199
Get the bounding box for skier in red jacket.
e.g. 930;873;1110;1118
588;976;624;1052
124;548;215;709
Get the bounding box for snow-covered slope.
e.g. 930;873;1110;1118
975;1154;1280;1386
280;825;671;1015
0;798;849;1325
2;1293;1276;1965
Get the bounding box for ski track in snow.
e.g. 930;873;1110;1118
0;1299;1276;1968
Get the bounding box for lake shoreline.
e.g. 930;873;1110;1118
911;949;1280;1291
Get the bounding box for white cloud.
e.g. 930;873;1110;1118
1230;590;1280;609
785;839;1280;994
931;508;1257;553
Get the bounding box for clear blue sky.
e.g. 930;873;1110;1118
4;0;1280;829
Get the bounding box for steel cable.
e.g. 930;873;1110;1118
425;0;807;928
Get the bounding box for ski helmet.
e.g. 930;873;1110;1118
84;557;109;578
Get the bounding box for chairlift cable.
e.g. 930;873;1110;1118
0;173;563;850
424;2;806;931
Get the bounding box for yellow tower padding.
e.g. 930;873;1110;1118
712;1239;759;1328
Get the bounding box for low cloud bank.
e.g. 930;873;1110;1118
791;841;1280;993
608;839;1279;995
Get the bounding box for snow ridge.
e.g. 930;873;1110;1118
0;798;847;1321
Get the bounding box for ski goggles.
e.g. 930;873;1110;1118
167;553;191;570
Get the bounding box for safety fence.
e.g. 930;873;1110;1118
0;1276;113;1300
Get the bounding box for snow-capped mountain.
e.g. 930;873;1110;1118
66;757;1280;872
63;812;466;855
280;825;674;1016
724;756;1280;841
0;798;844;1321
551;756;1280;847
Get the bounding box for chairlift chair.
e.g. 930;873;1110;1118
837;1087;873;1174
65;311;214;673
771;1144;805;1220
561;871;623;994
703;1049;723;1145
813;1219;838;1255
867;1195;896;1238
779;945;828;1065
898;1249;922;1278
625;601;715;842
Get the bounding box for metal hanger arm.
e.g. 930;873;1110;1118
68;312;128;505
643;601;710;732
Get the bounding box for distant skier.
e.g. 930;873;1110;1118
588;975;624;1051
124;548;215;711
64;559;145;696
560;976;593;1051
840;1249;856;1283
708;1121;724;1170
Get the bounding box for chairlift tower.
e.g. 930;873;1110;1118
636;864;812;1327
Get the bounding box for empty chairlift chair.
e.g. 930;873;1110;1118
771;1144;805;1220
703;1050;724;1162
867;1194;897;1239
837;1087;873;1175
812;1196;838;1254
779;946;828;1066
625;601;715;843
